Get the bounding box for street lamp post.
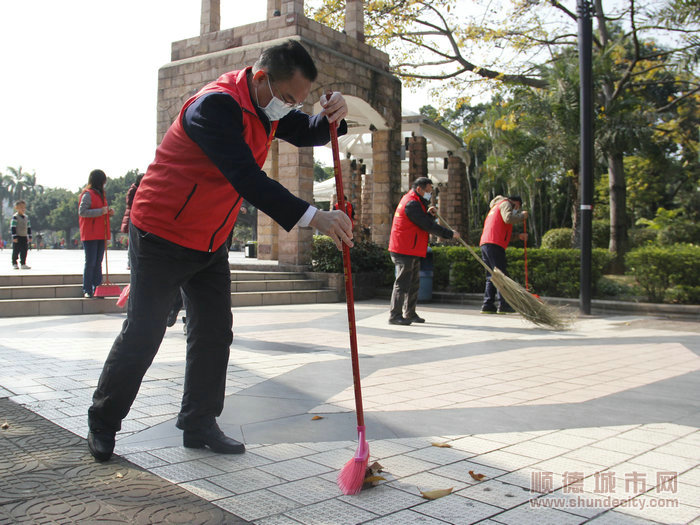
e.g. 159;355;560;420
578;0;594;315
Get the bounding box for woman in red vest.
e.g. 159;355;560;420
78;170;113;297
479;195;528;313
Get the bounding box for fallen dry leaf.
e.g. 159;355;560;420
1;421;9;430
420;488;453;500
311;416;323;421
431;442;452;448
363;475;386;484
469;470;487;481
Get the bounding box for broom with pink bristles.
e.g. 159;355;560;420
327;102;370;495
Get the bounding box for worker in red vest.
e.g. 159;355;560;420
332;198;355;228
388;177;459;325
87;40;353;462
479;195;528;314
78;170;114;297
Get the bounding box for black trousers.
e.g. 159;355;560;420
11;236;28;265
389;252;421;320
480;243;510;309
88;226;233;433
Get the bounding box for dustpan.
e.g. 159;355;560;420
94;207;122;298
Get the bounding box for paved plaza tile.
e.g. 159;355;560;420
0;289;698;524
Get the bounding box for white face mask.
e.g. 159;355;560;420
423;192;432;201
258;76;294;121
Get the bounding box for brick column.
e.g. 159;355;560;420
360;172;372;232
282;0;305;15
408;135;428;183
443;155;469;239
371;127;402;247
200;0;220;35
277;140;314;266
345;0;365;43
345;160;363;235
267;0;281;17
267;0;303;17
340;159;353;203
257;140;279;260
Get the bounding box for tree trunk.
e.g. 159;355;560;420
607;151;627;273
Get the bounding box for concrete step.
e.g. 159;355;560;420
0;283;129;300
0;271;338;317
0;289;339;317
0;271;308;287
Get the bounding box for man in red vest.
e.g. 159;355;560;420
332;198;355;228
479;195;528;314
87;40;353;462
388;177;460;325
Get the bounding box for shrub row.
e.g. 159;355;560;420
310;235;394;284
310;236;698;304
625;243;700;303
539;222;686;250
432;246;614;298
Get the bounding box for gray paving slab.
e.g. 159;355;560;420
0;397;249;523
1;296;699;524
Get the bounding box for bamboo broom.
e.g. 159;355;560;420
436;212;573;330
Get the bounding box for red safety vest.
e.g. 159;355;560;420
388;190;430;257
333;200;354;227
79;189;110;241
480;198;513;249
130;67;278;252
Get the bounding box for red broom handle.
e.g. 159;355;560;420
329;112;364;428
523;216;529;291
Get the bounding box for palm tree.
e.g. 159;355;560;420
0;172;13;244
5;166;33;200
22;172;44;198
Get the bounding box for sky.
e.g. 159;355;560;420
0;0;428;192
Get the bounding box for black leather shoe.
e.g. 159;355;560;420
88;430;115;461
183;422;245;454
406;315;425;323
389;317;412;325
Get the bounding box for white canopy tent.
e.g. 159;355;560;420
313;109;467;203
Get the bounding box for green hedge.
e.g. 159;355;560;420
311;235;394;284
541;228;573;249
431;246;484;292
625;243;700;303
432;246;614;298
312;237;699;304
540;221;609;249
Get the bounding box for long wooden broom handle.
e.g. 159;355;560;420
435;211;493;275
327;93;364;427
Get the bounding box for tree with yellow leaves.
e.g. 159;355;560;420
306;0;699;268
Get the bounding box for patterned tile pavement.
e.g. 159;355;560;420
0;258;698;524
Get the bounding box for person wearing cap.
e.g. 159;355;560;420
388;177;460;325
479;195;528;314
86;40;353;462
